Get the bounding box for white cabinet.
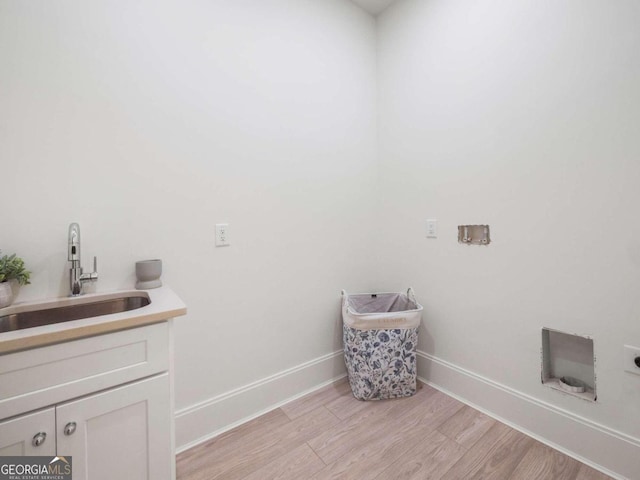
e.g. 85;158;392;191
57;374;171;480
0;323;175;480
0;322;169;420
0;407;56;457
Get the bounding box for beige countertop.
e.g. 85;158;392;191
0;286;187;354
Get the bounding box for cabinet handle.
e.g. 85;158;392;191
32;432;47;447
64;422;77;436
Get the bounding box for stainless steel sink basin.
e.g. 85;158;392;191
0;295;151;333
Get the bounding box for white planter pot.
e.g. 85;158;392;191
0;282;13;309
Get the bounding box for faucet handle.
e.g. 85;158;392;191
86;256;98;281
77;256;98;285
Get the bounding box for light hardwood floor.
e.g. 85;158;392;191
177;379;613;480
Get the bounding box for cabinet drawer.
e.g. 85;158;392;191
0;322;169;420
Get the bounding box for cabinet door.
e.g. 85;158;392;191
56;374;171;480
0;407;56;456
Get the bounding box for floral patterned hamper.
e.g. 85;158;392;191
342;288;423;401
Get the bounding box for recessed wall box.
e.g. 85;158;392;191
458;225;490;245
541;328;596;402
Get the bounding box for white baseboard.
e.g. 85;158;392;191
417;350;639;480
175;350;346;453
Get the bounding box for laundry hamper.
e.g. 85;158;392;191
342;288;423;401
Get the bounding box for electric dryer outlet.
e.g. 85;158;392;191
623;345;640;375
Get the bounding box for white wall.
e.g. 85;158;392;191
0;0;377;435
5;0;640;472
377;0;640;465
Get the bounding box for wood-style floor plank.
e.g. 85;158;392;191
308;384;438;465
177;380;615;480
178;406;338;480
324;389;372;420
440;422;534;480
437;404;495;449
242;443;326;480
510;441;581;480
324;383;437;421
176;408;291;479
311;392;464;480
281;378;351;420
577;464;616;480
374;430;466;480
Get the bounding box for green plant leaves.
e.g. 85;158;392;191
0;251;31;286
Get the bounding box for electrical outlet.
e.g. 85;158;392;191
624;345;640;375
426;219;438;238
215;224;230;247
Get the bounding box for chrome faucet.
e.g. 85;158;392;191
68;223;98;296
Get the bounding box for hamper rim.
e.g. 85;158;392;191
343;291;414;297
345;304;423;316
343;290;423;316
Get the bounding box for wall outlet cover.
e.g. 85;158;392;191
215;224;230;247
426;219;438;238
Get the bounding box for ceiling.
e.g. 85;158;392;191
350;0;399;16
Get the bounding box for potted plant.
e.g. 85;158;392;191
0;252;31;308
